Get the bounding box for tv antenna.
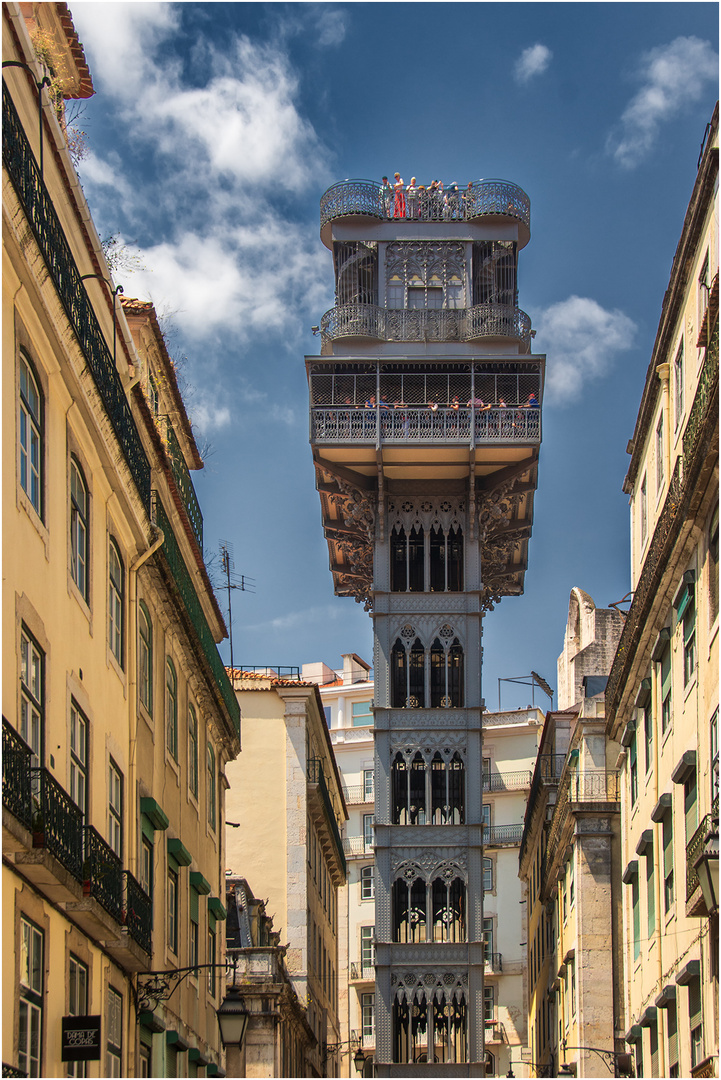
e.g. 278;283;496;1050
498;670;554;711
219;541;255;674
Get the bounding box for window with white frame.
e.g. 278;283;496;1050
69;700;88;816
363;768;374;798
483;985;495;1022
70;459;89;601
361;864;375;900
108;540;124;666
363;813;374;850
19;917;43;1078
108;760;122;857
362;992;375;1040
138;602;152;714
106;987;122;1077
188;703;199;797
20;627;43;764
483;857;493;892
141;836;153;897
19;353;42;517
167;868;178;953
352;701;373;727
68;954;88;1079
483;917;493;960
166;659;178;759
360;926;375;974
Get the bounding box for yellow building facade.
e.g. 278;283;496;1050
3;4;240;1076
226;672;348;1077
605;104;719;1078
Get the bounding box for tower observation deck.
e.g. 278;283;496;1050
306;177;544;1076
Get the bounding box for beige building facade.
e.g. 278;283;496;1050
605;105;719;1079
3;5;240;1077
226;672;348;1076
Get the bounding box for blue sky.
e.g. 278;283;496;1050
71;2;718;709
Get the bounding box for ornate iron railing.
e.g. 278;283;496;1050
153;495;239;734
686;812;719;902
350;962;375;981
520;753;566;865
320;177;530;231
30;768;83;880
568;771;621;802
2;1064;28;1078
2;718;33;829
342;835;371;856
483;824;524;846
607;336;718;723
124;870;152;953
2;84;151;510
308;758;347;877
320;303;531;346
160;417;203;549
311;406;540;444
483;770;532;792
83;826;123;923
342;783;375;804
235;665;301;680
485;952;503;972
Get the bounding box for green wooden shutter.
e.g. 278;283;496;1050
632;877;640;960
646;856;655;938
649;1020;659;1077
667;1003;678;1067
685;771;698;841
689;975;702;1031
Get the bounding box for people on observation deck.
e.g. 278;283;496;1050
380;176;393;218
522;392;539;408
393;173;406;218
406;178;418;220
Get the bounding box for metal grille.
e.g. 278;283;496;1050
161;418;203;549
31;768;83;880
2;719;32;829
124;871;152;953
84;826;123;922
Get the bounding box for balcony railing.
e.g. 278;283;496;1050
235;665;301;680
160;417;203;550
483;771;532;792
31;768;83;880
308;759;347;877
124;870;152;953
2;719;33;829
343;835;373;857
350;962;375;981
153;495;239;734
2;84;151;510
320;177;530;232
311;406;540;445
320;303;532;347
350;1032;376;1051
568;771;621;802
343;784;375;804
686;812;719;902
484;952;503;972
483;824;524;846
83;826;123;923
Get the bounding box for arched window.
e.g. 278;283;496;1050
19;353;42;516
166;659;178;759
393;988;467;1063
391;753;408;824
409;638;425;706
430;637;464;708
409;753;426;825
188;703;198;797
138;602;152;713
392;875;427;942
391;638;425;708
108;540;124;666
70;458;89;601
390;526;425;592
207;742;216;830
390;527;407;592
431;875;466;942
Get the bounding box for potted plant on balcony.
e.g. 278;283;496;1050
31;798;44;847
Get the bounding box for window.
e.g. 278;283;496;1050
674;342;684;430
361;926;375;973
483;985;495;1022
659;642;672;734
662;811;674;912
570;957;576;1015
483;917;493;961
711;710;719;807
190;908;199;969
108;760;122;857
19;353;42;516
483;857;493;892
166;659;178;759
106;988;122;1077
108;540;124;666
364;768;374;799
19;917;43;1078
20;628;43;764
69;701;88;815
656;415;664;494
666;1001;679;1076
648;1017;659;1077
710;508;719;624
141;837;153;896
632;874;640;961
68;955;88;1079
138;603;152;714
644;702;653;774
139;1046;151;1078
646;846;655;938
683;593;696;686
640;476;648;547
361;865;375;900
323;705;331;726
629;728;638;806
689;974;703;1068
362;993;375;1040
70;459;88;600
167;869;178;953
208;928;216;998
363;814;374;850
207;742;216;830
684;768;698;843
352;701;373;727
188;704;198;797
698;251;709;325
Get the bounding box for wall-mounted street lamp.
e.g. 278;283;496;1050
694;821;719;915
560;1041;634;1077
80;274;124;368
2;61;52;176
353;1047;367;1074
216;985;249;1051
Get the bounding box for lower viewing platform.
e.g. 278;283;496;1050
311;405;539;444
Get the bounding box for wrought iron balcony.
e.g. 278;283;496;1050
568;771;621;802
159;416;203;550
83;826;123;923
311;406;540;445
320;177;530;233
30;768;83;880
686;810;719;904
342;835;373;857
483;770;532;792
350;1032;376;1051
484;952;503;972
124;870;152;954
153;494;239;734
307;758;347;878
483;824;524;846
2;85;150;511
350;962;375;981
2;719;33;830
320;303;532;347
342;783;375;804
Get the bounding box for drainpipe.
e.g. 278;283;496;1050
127;526;165;868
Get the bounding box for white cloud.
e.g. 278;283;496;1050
316;9;348;48
514;44;552;84
607;36;718;168
532;296;637;404
244;604;342;633
190;398;231;433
